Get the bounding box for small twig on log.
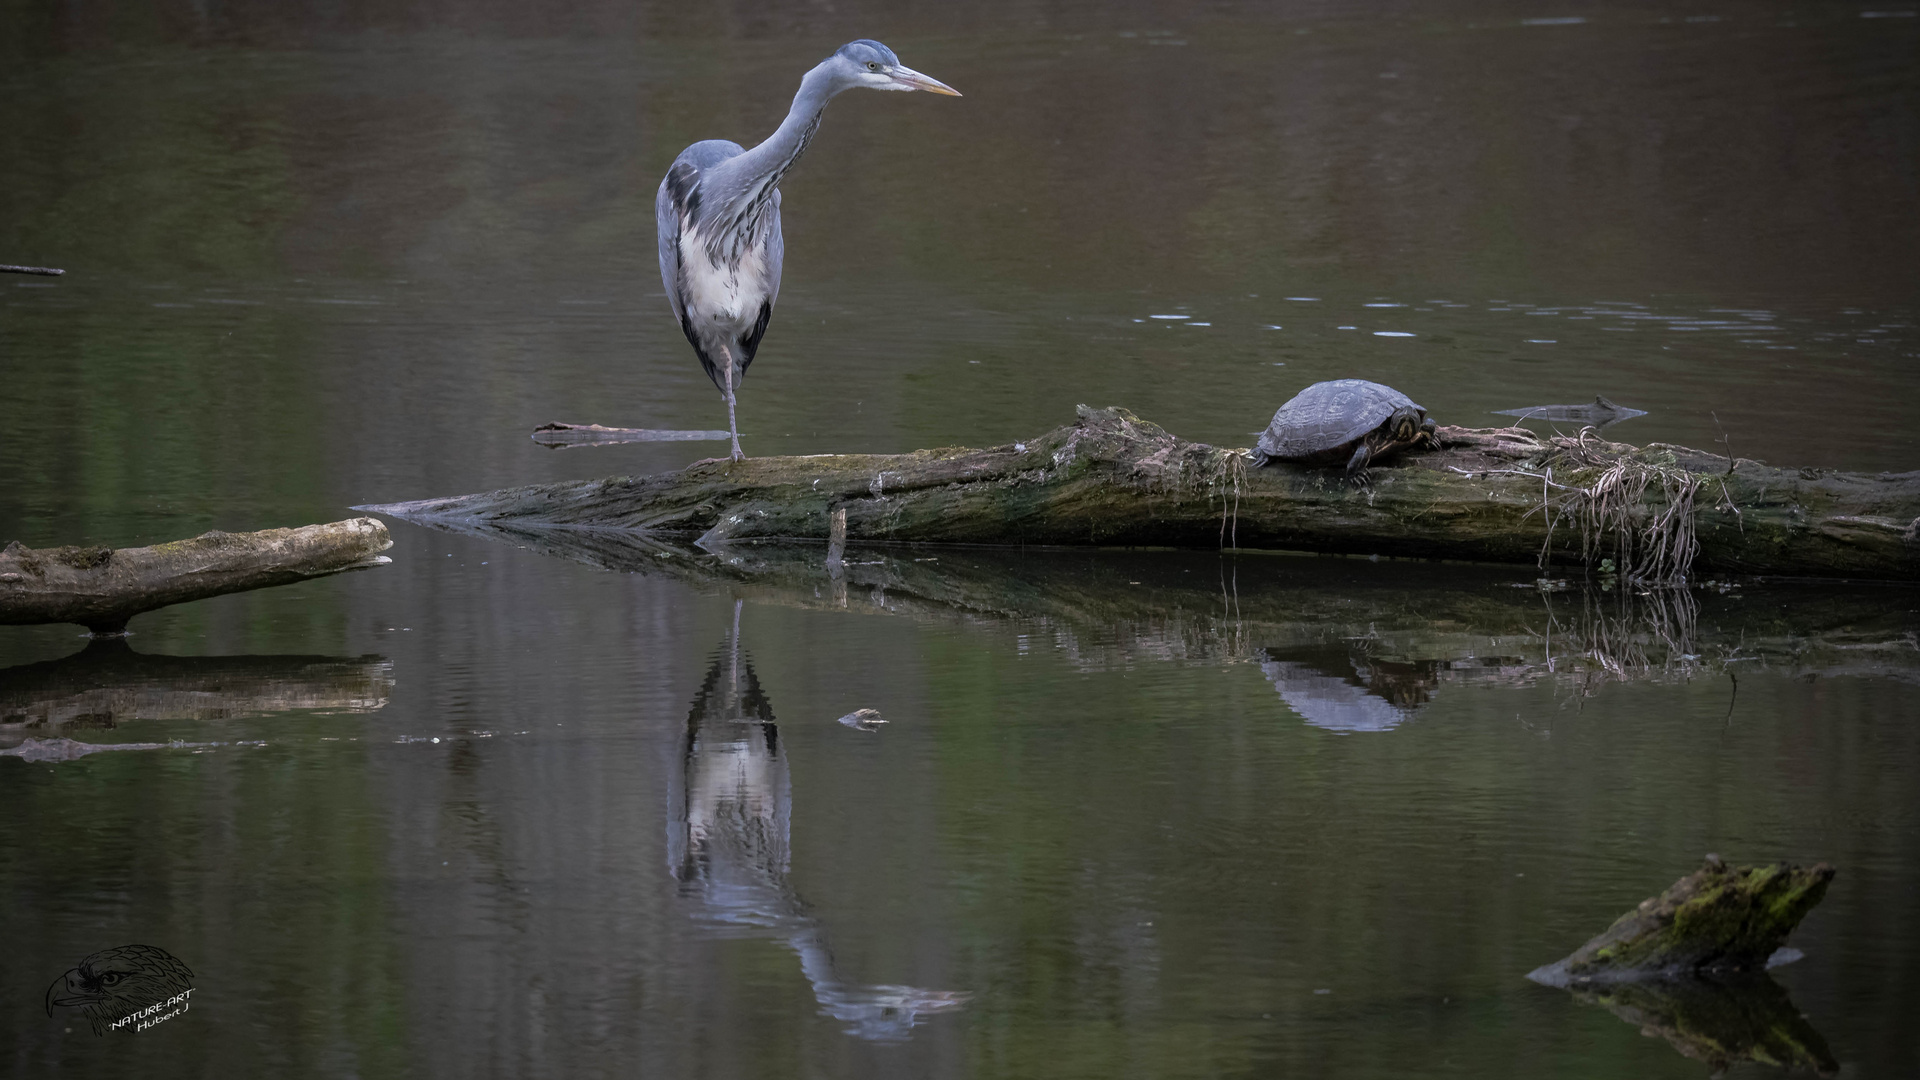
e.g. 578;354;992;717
1711;411;1739;476
0;518;392;635
0;264;64;276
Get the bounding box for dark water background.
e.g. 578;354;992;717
2;1;1918;1076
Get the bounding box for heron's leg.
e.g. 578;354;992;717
724;365;744;461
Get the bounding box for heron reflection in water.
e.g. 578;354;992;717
656;40;960;461
667;601;966;1040
1260;645;1441;733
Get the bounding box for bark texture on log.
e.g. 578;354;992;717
357;406;1920;581
0;518;393;634
1529;857;1835;986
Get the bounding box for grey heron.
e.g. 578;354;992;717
656;40;960;461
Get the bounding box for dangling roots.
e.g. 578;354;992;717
1210;449;1248;550
1541;452;1705;586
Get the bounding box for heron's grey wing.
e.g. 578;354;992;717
766;189;784;309
657;162;695;328
656;141;749;327
732;189;782;370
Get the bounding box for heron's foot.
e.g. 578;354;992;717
729;447;746;462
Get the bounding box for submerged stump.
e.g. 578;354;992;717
358;406;1920;582
1530;857;1840;1075
1529;856;1836;986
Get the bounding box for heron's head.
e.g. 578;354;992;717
827;40;961;96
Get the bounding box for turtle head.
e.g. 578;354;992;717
1388;406;1422;443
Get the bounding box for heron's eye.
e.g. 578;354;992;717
866;61;880;71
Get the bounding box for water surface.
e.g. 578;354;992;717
3;2;1918;1076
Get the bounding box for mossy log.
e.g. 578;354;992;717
0;518;393;634
1529;856;1835;986
358;406;1920;582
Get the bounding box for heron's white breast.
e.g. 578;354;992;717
679;224;774;335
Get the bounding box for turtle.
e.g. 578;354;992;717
1250;379;1439;473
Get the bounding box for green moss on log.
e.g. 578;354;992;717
1530;856;1835;985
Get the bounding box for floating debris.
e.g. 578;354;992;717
0;737;254;763
835;708;887;732
1492;396;1647;427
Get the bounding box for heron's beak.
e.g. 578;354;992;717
888;65;962;96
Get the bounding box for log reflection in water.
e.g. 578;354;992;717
666;601;967;1041
1568;973;1838;1076
387;520;1920;701
0;638;393;730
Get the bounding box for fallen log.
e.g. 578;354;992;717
357;406;1920;582
0;518;393;634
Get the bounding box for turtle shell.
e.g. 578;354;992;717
1256;379;1425;461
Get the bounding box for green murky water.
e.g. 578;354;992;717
3;2;1918;1076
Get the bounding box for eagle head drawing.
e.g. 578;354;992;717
46;944;194;1034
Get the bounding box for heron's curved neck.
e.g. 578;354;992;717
723;62;842;204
